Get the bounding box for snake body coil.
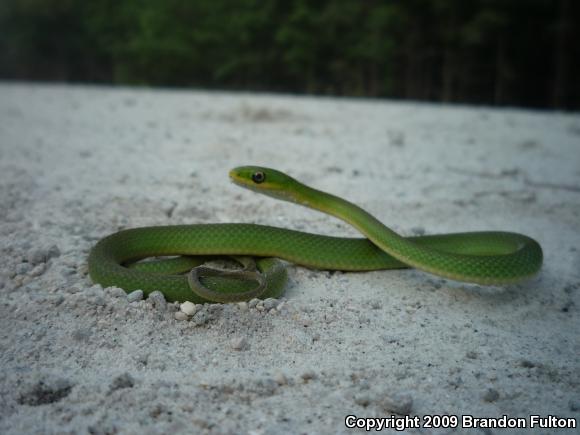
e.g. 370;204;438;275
88;166;543;302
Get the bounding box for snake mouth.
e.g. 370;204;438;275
229;168;249;189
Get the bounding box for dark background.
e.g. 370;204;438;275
1;0;578;110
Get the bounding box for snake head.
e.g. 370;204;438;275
229;166;300;202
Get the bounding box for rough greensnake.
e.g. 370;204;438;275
88;166;543;303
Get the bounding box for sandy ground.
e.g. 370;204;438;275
0;83;579;434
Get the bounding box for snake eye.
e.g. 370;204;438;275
251;171;265;184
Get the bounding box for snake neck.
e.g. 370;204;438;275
295;183;401;244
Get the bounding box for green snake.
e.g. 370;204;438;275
88;166;543;303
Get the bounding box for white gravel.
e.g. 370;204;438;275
180;301;197;316
0;83;579;434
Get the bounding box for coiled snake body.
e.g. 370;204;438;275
88;166;543;302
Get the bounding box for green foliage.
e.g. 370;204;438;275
0;0;577;108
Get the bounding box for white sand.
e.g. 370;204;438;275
1;83;579;434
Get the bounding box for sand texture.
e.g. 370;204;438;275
1;84;579;434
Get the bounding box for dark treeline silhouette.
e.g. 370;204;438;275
0;0;578;109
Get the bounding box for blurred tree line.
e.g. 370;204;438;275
0;0;578;109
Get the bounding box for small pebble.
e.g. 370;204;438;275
174;312;189;321
27;245;60;265
519;359;535;368
192;310;209;326
256;304;265;312
354;393;371;407
148;291;167;311
237;302;248;311
109;373;135;391
107;287;127;298
379;392;413;415
127;290;143;302
91;293;106;306
248;298;260;308
230;337;247;351
180;301;197;316
274;372;288;385
48;245;61;258
482;388;500;402
26;249;47;265
28;263;46;276
300;371;316;382
263;298;279;310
